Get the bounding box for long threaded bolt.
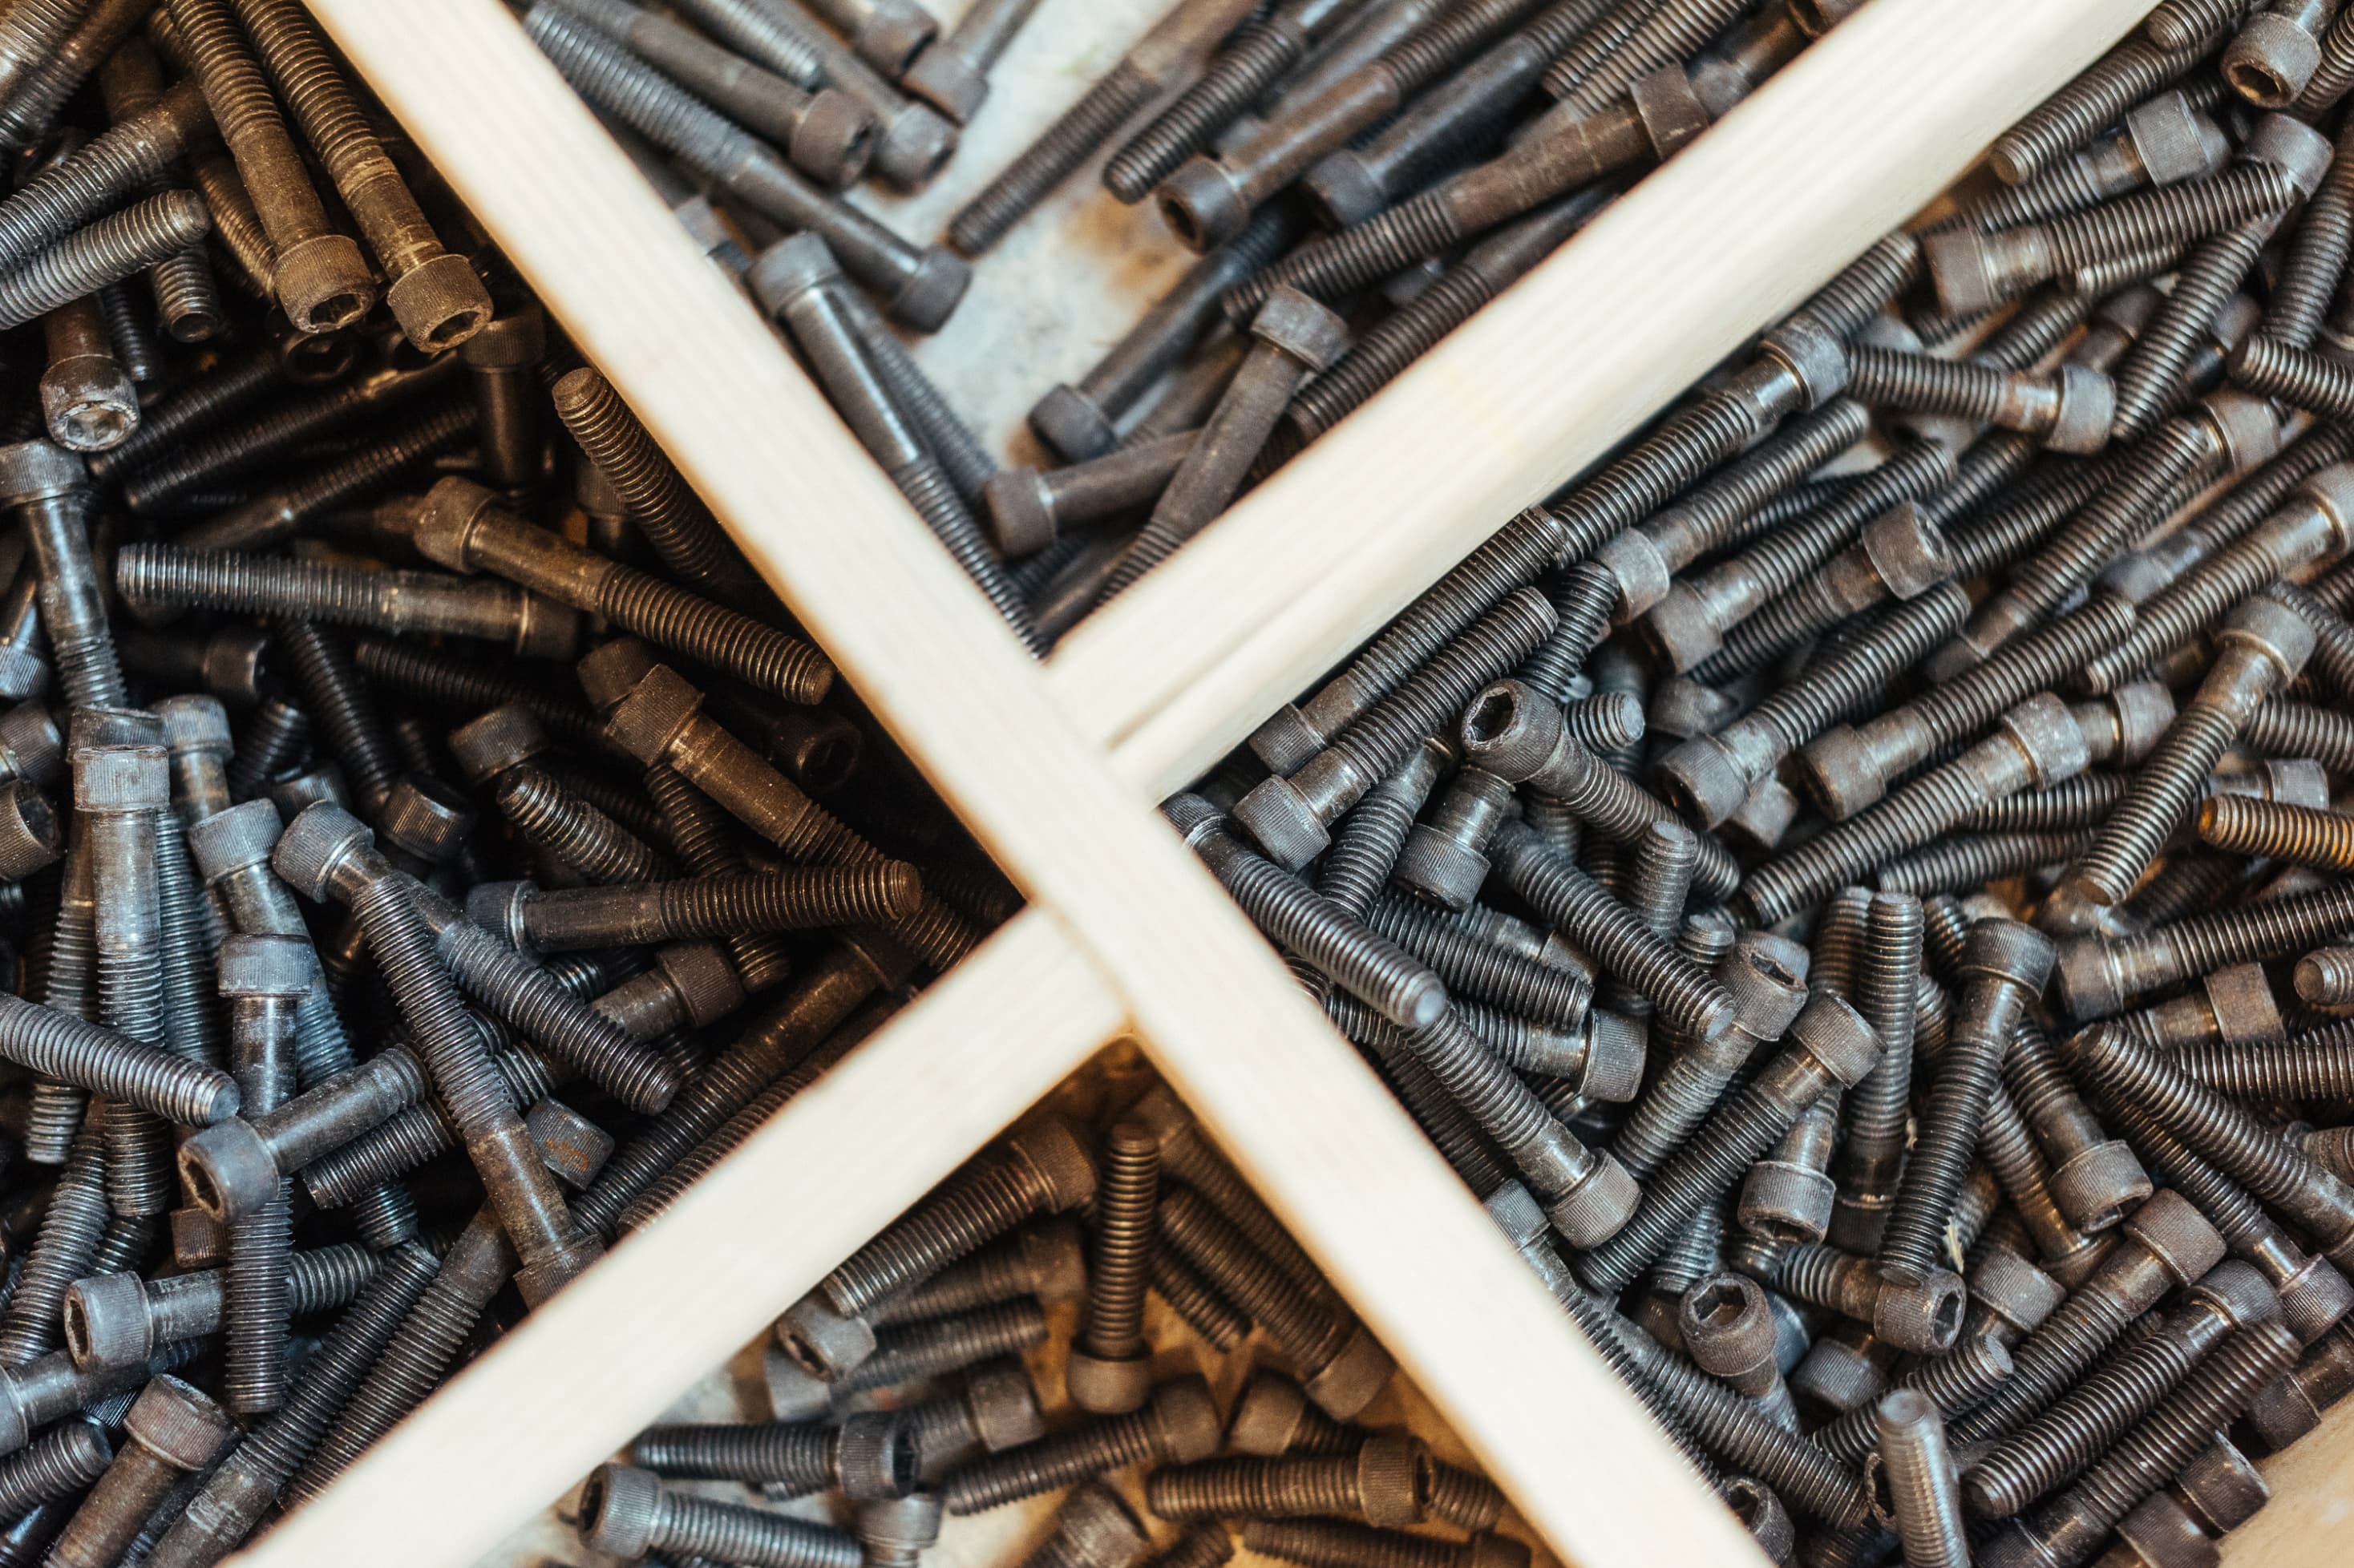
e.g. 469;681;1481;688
948;0;1260;253
1847;345;2114;451
270;804;601;1303
1147;1434;1425;1526
1608;928;1805;1184
2008;1015;2150;1235
629;1408;914;1497
1098;288;1351;600
1966;1259;2275;1519
1872;1390;1967;1568
1068;1121;1160;1413
0;77;212;280
1106;0;1353;201
46;1374;235;1568
63;1243;375;1370
2057;870;2354;1016
176;398;475;554
228;0;489;349
580;1461;863;1568
160;0;375;333
1982;1317;2302;1568
944;1377;1219;1513
1244;1519;1525;1568
1577;991;1880;1293
450;706;667;887
1778;1243;1967;1356
0;1130;109;1367
642;765;793;990
116;544;577;655
2069;596;2312;905
1361;895;1591;1028
1827;893;1923;1254
216;933;307;1416
471;867;921;952
273;620;398;814
1952;1190;2228;1446
874;1220;1085;1325
1741;695;2090;925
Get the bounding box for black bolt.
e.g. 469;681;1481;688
903;0;1042;122
632;1408;916;1498
1147;1432;1425;1525
944;1376;1220;1513
47;1373;235;1568
1069;1120;1160;1414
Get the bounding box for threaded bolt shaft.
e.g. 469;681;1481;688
1073;1121;1159;1399
944;1377;1217;1513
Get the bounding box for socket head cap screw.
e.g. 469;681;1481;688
0;781;59;879
1640;581;1721;673
1798;725;1888;822
1580;1011;1649;1103
74;743;167;814
528;1099;616;1189
413;475;500;574
905;40;988;123
2189;1259;2283;1328
515;1236;605;1307
606;665;710;765
1969;1247;2066;1336
580;1463;664;1558
63;1271;151;1370
1786;991;1883;1086
2218;594;2318;678
1228;774;1329;868
577;639;661;713
0;439;84;506
968;1358;1046;1449
153;695;232;758
2112;1493;2214;1568
459;309;544;373
1007;1115;1098;1210
273;233;377;335
388;252;495;354
2046;365;2116;454
379;774;478;866
891;245;973;333
1017;1217;1087;1301
1151;1376;1224;1462
1678;1273;1778;1377
125;1374;236;1469
1739;1159;1836;1243
2049;1140;2154;1234
1156;158;1252;254
1724;940;1813;1041
449;705;550;783
1302;1319;1394;1420
861;1491;946;1557
1227;1373;1311;1454
795;88;882;184
1758;315;1849;406
2122;1189;2230;1286
1723;1477;1796;1566
1872;1267;1967;1354
778;1290;879;1379
1458;680;1560;782
1355;1433;1422;1526
178;1117;278;1222
2107;681;2178;764
1996;696;2089;790
1066;1349;1154;1415
2052;941;2126;1020
763;1344;833;1421
2200;392;2283;476
1596;531;1672;622
1920;228;2000;318
2273;1253;2354;1345
2246;111;2336;192
983;468;1060;557
655;944;746;1028
271;802;375;902
2179;1439;2274;1531
216;933;316;999
1543;1151;1641;1248
1629;63;1709;160
1859;502;1953;598
2123;90;2219;185
1027;385;1118;464
188;798;285;882
836;1408;920;1499
1960;919;2057;994
1058;1482;1151;1568
1250;288;1351;371
1390;826;1491;911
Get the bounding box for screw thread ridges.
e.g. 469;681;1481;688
823;1154;1062;1315
945;1405;1165;1512
2275;582;2354;698
1317;774;1431;923
1812;1336;2014;1464
1965;153;2119;234
22;1084;83;1166
1952;1286;2145;1445
1967;1310;2223;1519
1879;1013;2008;1283
892;455;1047;653
1228;192;1462;326
1159;1186;1339;1365
1420;1459;1503;1531
1523;733;1739;900
2117;223;2269;442
0;103;198;275
118;544;492;627
666;0;825;82
351;637;600;750
643;766;793;987
552;369;744;595
2298;4;2354;111
2243;696;2354;770
1914;596;2139;756
1882;832;2092;895
1397;1005;1581;1164
2093;565;2336;701
88;348;278;479
0;1133;104;1366
1150;1251;1249;1350
1945;459;2113;580
1354;1020;1515;1199
615;1065;821;1232
1562;0;1750;115
1325;587;1556;790
614;866;920;936
843;1299;1050;1395
431;916;680;1114
1846;894;1922;1170
2178;1037;2354;1100
2074;701;2247;905
1365;900;1589;1027
0;992;234;1125
283;1235;514;1505
648;1486;867;1568
2243;325;2354;424
497;768;667;885
1643;396;1875;567
0;187;210;336
2201;794;2354;871
875;1233;1045;1324
276;621;399;810
1579;1081;1808;1293
0;1424;110;1518
1244;1521;1469;1568
1552;390;1770;562
1383;0;1549;94
2045;1319;2301;1543
632;1420;835;1485
1082;1124;1159;1361
1616;1329;1869;1528
1990;420;2218;643
1734;584;1968;766
1844;346;2026;425
1794;234;1923;340
224;1187;292;1414
1107;19;1301;202
597;558;843;699
1988;34;2209;185
350;879;511;1134
1203;836;1446;1029
853;309;996;505
301;1103;451;1208
1609;1048;1741;1186
2048;163;2301;282
949;61;1154;255
248;398;479;540
1515;562;1621;702
1146;1454;1383;1520
1288;266;1495;443
223;700;307;802
1490;823;1728;1038
1535;0;1668;102
2147;0;2247;50
1744;758;1993;926
1648;1206;1722;1296
2267;147;2354;348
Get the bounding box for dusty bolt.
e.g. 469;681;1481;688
456;309;544;488
47;1373;234;1568
39;298;135;454
630;1407;916;1498
1871;1390;1968;1568
944;1376;1221;1513
581;1461;864;1568
902;0;1042;121
1678;1272;1800;1431
1067;1121;1161;1414
1146;1432;1425;1526
985;432;1197;557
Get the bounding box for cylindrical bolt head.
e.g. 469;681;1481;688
983;468;1061;557
1739;1159;1837;1243
448;705;552;782
2218;593;2318;677
1248;288;1351;371
74;743;167;814
528;1099;616;1189
467;881;536;950
1065;1348;1155;1415
749;231;844;315
2049;1139;2153;1234
2109;1493;2216;1568
63;1271;153;1370
1543;1152;1642;1248
123;1374;237;1469
1724;940;1814;1041
1353;1433;1422;1527
387;252;495;354
653;943;748;1028
1786;991;1883;1086
1678;1273;1779;1384
1053;1481;1152;1568
965;1358;1046;1450
1150;1376;1224;1462
273;232;378;337
577;638;661;713
2122;1189;2231;1286
0;779;59;878
1759;316;1849;406
1227;1373;1313;1455
0;438;87;505
1968;1247;2066;1338
153;694;233;758
2200;391;2284;477
778;1290;880;1379
270;802;376;901
379;774;479;865
1302;1320;1395;1420
187;798;285;881
216;933;316;999
605;665;710;765
580;1463;665;1558
2176;1437;2273;1530
1006;1115;1098;1210
2045;364;2115;454
179;1117;281;1222
1871;1268;1968;1355
836;1408;920;1498
859;1491;945;1562
1021;1218;1088;1301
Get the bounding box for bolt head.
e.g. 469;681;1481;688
413;475;501;574
2189;1258;2283;1331
2247;110;2336;190
1027;385;1118;465
186;798;284;883
1960;918;2057;994
63;1271;153;1371
796;88;883;183
1921;227;2001;318
1156;156;1253;253
0;645;46;702
1480;1182;1548;1253
1630;62;1710;160
2113;1493;2220;1568
1798;724;1890;821
580;1463;664;1558
1353;1432;1422;1526
0;439;84;507
1458;679;1563;785
514;595;584;661
271;801;374;902
73;742;167;814
1006;1114;1097;1210
2178;1437;2275;1530
1722;1475;1795;1565
1860;502;1953;599
1249;288;1351;371
1021;1217;1089;1301
1544;1152;1641;1249
1228;774;1330;868
576;637;661;713
1996;693;2089;789
2123;1188;2229;1287
1640;582;1723;673
762;1343;835;1421
1056;1482;1151;1568
2200;390;2283;476
889;244;973;333
1871;1267;1967;1355
983;467;1062;557
1758;314;1849;406
1791;1333;1885;1413
1302;1319;1393;1420
152;694;233;759
1148;1375;1224;1461
448;704;550;783
1658;735;1752;830
1787;990;1882;1086
2219;592;2318;679
1968;1246;2065;1336
1737;1158;1836;1244
272;232;377;335
1678;1272;1777;1380
1065;1349;1155;1415
1576;1009;1647;1103
2049;1139;2153;1234
1595;530;1672;622
2045;364;2115;454
1390;822;1492;911
126;1374;237;1470
390;253;495;354
528;1098;615;1190
268;766;351;824
964;1356;1046;1449
2124;89;2223;186
655;943;747;1029
2273;1253;2354;1345
836;1408;920;1499
1461;1535;1532;1568
777;1290;879;1380
1226;1373;1311;1454
904;39;988;123
1247;704;1326;776
216;933;316;1000
1723;939;1813;1042
873;101;957;194
605;664;709;765
512;1233;605;1307
2050;940;2126;1020
379;774;479;867
859;1491;945;1559
2105;681;2178;764
0;780;58;879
